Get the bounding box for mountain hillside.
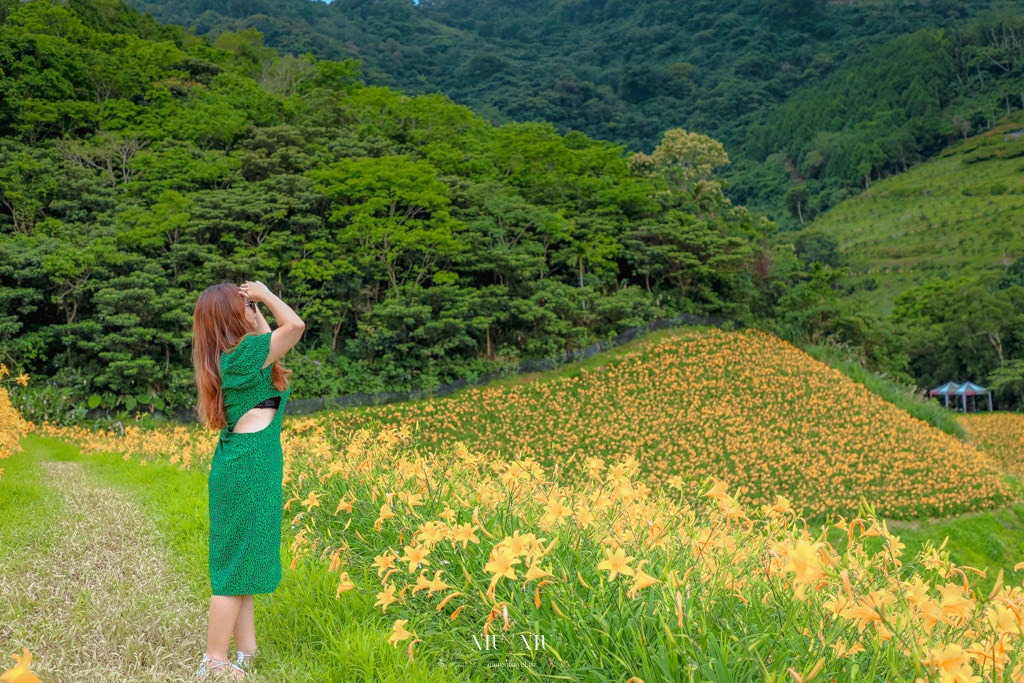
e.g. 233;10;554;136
797;113;1024;316
127;0;1024;218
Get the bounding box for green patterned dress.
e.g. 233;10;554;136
208;331;291;596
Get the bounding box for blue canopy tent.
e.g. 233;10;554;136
929;381;993;412
928;381;960;409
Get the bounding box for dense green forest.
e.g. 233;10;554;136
128;0;1024;221
0;0;792;424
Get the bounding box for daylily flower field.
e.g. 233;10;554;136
296;328;1011;521
0;364;32;478
18;328;1024;680
961;413;1024;481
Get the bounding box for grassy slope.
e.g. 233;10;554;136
802;113;1024;316
889;504;1024;597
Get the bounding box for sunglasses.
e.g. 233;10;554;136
244;299;257;311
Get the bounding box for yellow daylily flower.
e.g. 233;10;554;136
301;491;320;511
937;583;976;625
373;551;397;578
412;569;433;595
524;563;553;582
388;619;414;647
539;497;573;527
374;503;396;531
704;478;729;500
920;643;981;683
428;570;451;596
451;523;480;549
327;548;344;573
831;639;865;658
2;648;42;683
335;572;355;597
575;508;595;529
400;544;430;573
627;560;659;598
375;583;398;613
485;547;520;581
597;546;635;582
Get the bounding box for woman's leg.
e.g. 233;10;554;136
207;595;244;661
233;594;257;654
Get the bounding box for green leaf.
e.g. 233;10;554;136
88;393;102;409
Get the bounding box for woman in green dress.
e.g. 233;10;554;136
191;280;305;678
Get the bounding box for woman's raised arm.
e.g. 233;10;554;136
241;281;305;369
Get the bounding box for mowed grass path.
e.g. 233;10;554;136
315;327;1014;520
0;435;464;683
1;436;205;682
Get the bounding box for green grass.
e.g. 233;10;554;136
0;441;59;676
801;112;1024;316
1;436;471;682
0;436;63;545
889;504;1024;598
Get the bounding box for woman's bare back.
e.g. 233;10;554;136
231;407;277;433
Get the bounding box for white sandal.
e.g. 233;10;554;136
236;648;259;672
196;653;244;678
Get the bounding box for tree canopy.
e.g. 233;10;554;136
126;0;1024;221
0;0;777;420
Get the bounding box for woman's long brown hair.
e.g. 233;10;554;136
192;282;292;430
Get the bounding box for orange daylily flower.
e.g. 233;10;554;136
451;523;480;549
388;619;414;646
920;643;981;683
375;583;398;613
597;547;635;582
1;649;42;683
524;563;553;581
937;584;976;625
399;544;430;573
300;491;320;511
334;572;355;597
373;551;397;578
627;560;660;598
